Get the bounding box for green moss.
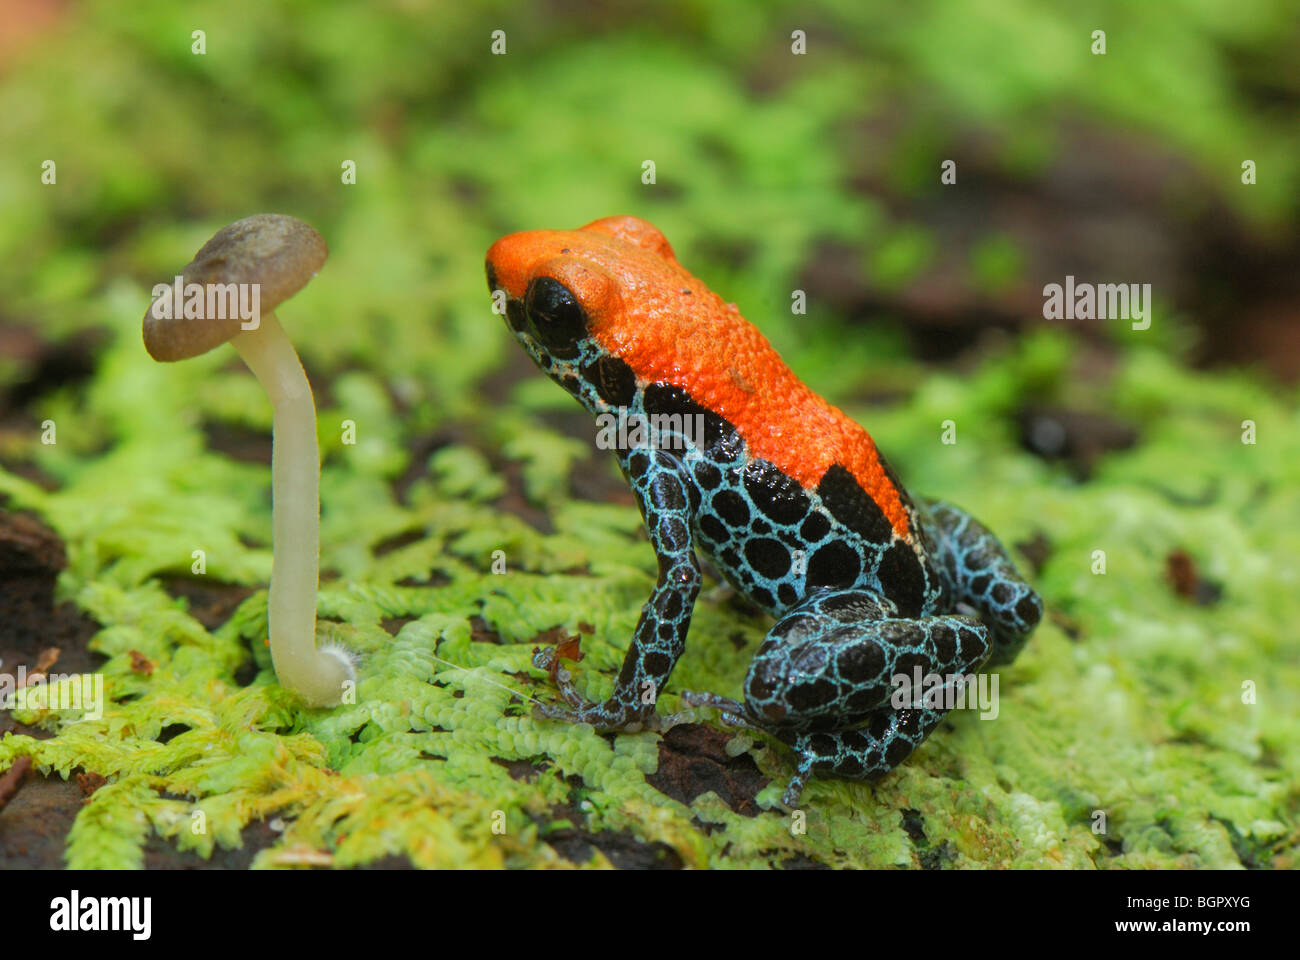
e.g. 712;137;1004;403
868;225;937;293
968;233;1025;295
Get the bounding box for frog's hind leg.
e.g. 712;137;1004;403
779;706;956;808
684;589;990;806
924;500;1042;666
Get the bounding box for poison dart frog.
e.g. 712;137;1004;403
485;216;1042;805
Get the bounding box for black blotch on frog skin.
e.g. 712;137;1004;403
878;455;918;513
817;591;886;620
1015;595;1041;628
627;451;650;480
835;755;865;778
788;679;838;713
778;531;804;553
648;473;686;512
617;653;638;685
816;464;894;545
930;624;957;662
643;382;700;419
957;624;987;662
800;512;830;543
885;737;912;766
771;613;816;639
642;383;743;462
694;461;722;490
644;651;673;676
806;541;861;589
877;542;926;618
837;642;885;685
698;515;729;544
744;460;811;525
582;355;636;407
744;538;791;579
712;490;750;526
661;592;684;620
658;517;690;552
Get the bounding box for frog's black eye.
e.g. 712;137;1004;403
525;277;587;353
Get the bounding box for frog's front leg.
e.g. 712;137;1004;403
684;589;990;806
534;451;700;732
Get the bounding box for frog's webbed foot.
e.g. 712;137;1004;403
531;646;655;732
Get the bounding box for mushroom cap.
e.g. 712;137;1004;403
143;214;328;362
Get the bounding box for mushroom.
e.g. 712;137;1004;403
142;214;354;706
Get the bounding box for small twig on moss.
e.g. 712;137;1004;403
17;647;60;687
0;756;33;813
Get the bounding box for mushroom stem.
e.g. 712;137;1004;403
231;310;353;706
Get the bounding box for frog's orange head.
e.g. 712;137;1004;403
485;217;707;402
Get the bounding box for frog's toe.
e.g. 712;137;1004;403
681;690;755;729
651;707;696;731
533;692;654;732
531;648;591;710
532;699;581;724
680;690;739;711
550;667;592;710
781;754;816;808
